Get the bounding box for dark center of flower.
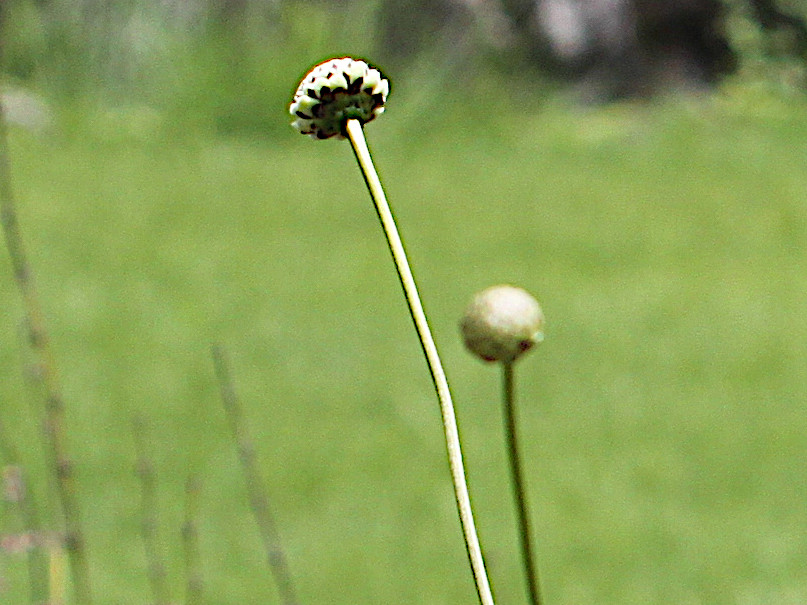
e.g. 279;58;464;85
303;82;385;139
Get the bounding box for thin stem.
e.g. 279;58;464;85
502;362;542;605
49;542;67;605
182;475;204;605
0;99;93;604
211;345;300;605
132;417;171;605
0;421;48;603
344;118;495;605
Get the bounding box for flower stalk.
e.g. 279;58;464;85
461;285;546;605
290;58;495;605
502;361;542;605
344;118;495;605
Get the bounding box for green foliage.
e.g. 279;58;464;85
0;0;48;82
0;0;388;136
3;0;807;139
1;82;807;603
0;4;807;604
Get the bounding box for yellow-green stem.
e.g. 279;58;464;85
0;98;93;605
502;362;542;605
344;118;495;605
0;422;48;603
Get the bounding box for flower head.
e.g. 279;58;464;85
289;57;389;140
460;285;545;363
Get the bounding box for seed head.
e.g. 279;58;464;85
289;57;389;140
460;285;545;363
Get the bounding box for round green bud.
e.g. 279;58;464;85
289;57;389;140
460;285;545;363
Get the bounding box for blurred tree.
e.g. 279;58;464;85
749;0;807;56
377;0;805;98
1;0;805;115
487;0;735;98
378;0;472;62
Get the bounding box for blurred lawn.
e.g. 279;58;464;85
1;81;807;604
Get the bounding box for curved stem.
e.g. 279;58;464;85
502;362;542;605
345;118;495;605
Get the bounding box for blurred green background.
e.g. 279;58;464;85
1;1;807;603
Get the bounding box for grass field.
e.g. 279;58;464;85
1;78;807;604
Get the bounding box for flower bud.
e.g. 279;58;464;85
460;285;544;363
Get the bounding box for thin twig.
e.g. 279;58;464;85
16;321;57;524
132;416;171;605
48;542;67;605
344;118;495;605
211;345;299;605
0;98;92;604
502;362;542;605
0;421;49;603
182;475;204;605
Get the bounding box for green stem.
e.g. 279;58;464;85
132;417;171;605
502;362;542;605
344;118;495;605
0;97;93;605
0;421;48;603
182;475;204;605
212;345;299;605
